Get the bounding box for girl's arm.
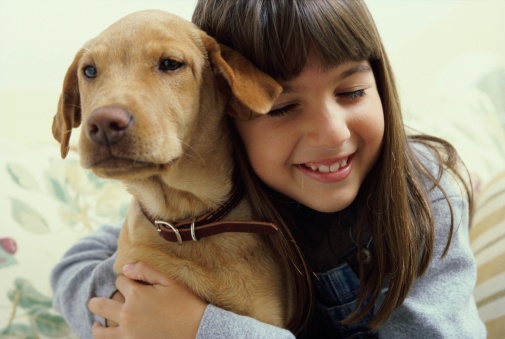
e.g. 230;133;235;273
51;225;294;339
89;262;295;339
379;169;486;338
50;224;120;338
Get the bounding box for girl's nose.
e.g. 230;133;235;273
304;100;351;147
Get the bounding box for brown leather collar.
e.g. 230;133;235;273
139;184;278;245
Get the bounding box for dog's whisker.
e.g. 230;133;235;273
164;134;206;163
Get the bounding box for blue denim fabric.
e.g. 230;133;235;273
298;261;378;339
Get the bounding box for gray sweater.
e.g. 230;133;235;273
50;145;486;338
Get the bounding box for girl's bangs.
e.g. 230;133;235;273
254;0;381;81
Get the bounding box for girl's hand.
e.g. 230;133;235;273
88;262;207;339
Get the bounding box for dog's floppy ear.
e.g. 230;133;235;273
52;49;83;158
202;34;282;119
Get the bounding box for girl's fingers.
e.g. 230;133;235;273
92;321;119;338
88;296;121;324
114;273;150;297
122;262;168;286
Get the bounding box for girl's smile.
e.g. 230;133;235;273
234;55;384;213
298;153;354;182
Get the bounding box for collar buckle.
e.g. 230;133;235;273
155;220;183;246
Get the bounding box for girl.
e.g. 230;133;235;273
51;0;486;338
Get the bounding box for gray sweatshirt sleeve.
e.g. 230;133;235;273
379;146;486;338
50;225;120;338
51;225;295;339
198;305;294;338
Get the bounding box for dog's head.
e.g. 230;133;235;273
52;10;281;180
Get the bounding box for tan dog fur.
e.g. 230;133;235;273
52;10;290;327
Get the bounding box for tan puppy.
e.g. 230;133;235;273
52;10;290;327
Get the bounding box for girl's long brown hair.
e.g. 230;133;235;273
193;0;473;333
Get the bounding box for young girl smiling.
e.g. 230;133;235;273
52;1;486;337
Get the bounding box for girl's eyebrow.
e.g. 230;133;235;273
339;63;372;80
281;62;372;94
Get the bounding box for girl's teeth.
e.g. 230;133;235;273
319;165;330;173
308;157;348;173
329;163;340;172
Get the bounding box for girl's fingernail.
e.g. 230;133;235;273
122;264;133;272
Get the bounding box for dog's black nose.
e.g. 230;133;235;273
87;106;133;145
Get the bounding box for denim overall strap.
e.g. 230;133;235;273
298;248;378;338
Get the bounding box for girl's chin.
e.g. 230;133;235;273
294;195;356;213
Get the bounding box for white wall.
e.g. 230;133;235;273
367;0;505;119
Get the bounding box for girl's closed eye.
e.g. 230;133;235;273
267;103;298;117
338;88;367;101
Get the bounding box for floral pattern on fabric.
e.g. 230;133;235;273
0;142;129;337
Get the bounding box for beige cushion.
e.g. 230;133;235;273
471;170;505;338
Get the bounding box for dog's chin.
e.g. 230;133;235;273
90;157;170;180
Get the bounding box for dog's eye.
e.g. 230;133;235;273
159;58;184;71
83;66;98;78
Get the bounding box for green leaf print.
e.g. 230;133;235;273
8;278;52;309
3;279;75;338
6;163;40;192
27;305;74;338
0;323;36;339
47;177;70;203
8;198;50;234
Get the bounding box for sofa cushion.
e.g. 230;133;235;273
471;169;505;338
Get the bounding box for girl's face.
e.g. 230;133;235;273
234;55;384;212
